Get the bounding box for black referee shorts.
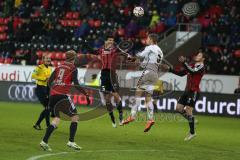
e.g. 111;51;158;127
100;69;119;93
178;91;200;107
35;85;49;107
48;94;78;118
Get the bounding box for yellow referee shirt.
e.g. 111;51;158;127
31;64;52;86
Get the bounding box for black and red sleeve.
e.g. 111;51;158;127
183;62;204;74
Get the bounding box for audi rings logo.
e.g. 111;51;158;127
200;79;223;93
8;84;38;101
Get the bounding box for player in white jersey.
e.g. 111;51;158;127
123;34;163;132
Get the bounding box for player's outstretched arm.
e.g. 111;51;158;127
178;55;204;74
183;62;204;74
161;64;186;77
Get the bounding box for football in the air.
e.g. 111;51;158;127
133;6;144;17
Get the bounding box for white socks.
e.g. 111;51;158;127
130;97;141;119
146;99;154;120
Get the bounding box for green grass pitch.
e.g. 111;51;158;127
0;101;240;160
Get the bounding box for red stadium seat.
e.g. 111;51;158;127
0;33;7;40
74;20;81;27
0;26;5;32
94;20;101;28
234;50;240;58
117;28;125;36
62;53;66;59
88;19;95;27
65;12;73;19
60;20;67;26
51;60;58;67
55;52;62;60
36;51;43;58
0;57;4;63
50;52;56;59
3;18;9;24
4;58;13;64
72;12;80;19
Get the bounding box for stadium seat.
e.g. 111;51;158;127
72;12;80;19
88;19;95;27
62;53;66;59
0;57;4;63
94;20;101;28
65;12;73;19
51;60;58;67
4;58;13;64
55;52;63;60
36;51;43;58
74;20;81;27
234;50;240;58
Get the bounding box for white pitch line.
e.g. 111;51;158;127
26;152;71;160
26;150;167;160
26;149;240;160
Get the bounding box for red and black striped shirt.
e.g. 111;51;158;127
170;62;205;92
98;47;118;71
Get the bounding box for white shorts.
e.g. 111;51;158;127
137;70;159;95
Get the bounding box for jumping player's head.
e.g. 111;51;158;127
42;54;51;66
194;52;206;63
66;50;77;63
104;34;115;49
146;33;158;45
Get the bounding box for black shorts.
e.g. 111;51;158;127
100;69;119;93
35;85;49;107
178;91;199;107
49;94;78;118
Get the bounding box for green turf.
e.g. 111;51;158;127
0;101;240;160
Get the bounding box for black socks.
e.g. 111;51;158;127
188;116;195;134
43;124;56;143
36;109;50;127
179;110;195;134
117;101;123;121
109;112;115;124
69;122;78;142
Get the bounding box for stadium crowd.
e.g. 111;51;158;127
0;0;239;75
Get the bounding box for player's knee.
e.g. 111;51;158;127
106;102;113;112
71;115;79;122
176;104;184;112
185;106;193;115
52;117;60;126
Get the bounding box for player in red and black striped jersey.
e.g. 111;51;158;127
163;52;205;141
96;36;123;128
40;50;90;151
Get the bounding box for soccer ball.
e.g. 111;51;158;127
133;6;144;17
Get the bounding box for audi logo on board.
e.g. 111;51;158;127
8;84;38;101
200;79;223;93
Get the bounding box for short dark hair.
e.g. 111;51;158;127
148;33;158;43
106;33;115;40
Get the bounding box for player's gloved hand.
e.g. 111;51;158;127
178;56;186;63
127;56;136;62
160;64;170;71
86;94;91;105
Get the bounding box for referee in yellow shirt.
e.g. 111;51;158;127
32;55;52;130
